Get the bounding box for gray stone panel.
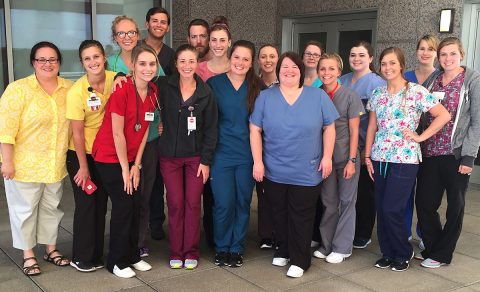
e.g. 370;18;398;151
172;0;190;47
190;0;228;24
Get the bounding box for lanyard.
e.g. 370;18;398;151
326;82;340;100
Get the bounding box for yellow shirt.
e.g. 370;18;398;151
66;71;116;153
0;74;73;183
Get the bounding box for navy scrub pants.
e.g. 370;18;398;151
373;161;418;262
210;159;254;254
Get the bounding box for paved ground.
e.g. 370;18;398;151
1;178;480;292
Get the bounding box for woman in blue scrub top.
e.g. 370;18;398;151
340;41;386;249
207;40;263;268
403;35;440;249
250;52;338;278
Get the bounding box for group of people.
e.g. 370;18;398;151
0;6;479;281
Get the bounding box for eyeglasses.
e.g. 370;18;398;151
115;31;138;39
35;58;59;64
304;52;321;59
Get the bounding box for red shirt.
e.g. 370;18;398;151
92;77;157;163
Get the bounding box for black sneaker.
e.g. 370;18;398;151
374;257;393;269
391;260;409;272
353;237;372;249
214;252;230;266
70;261;96;272
228;253;243;268
260;238;274;250
93;259;104;270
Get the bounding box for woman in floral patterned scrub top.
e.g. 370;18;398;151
364;47;450;272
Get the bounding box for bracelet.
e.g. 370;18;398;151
132;163;142;170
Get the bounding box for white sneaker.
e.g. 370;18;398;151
310;240;320;248
286;265;304;278
113;265;136;278
184;259;198;270
325;252;351;264
272;257;289;267
313;249;327;259
170;259;183;269
131;260;152;271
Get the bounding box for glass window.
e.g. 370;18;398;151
0;1;7;94
10;1;91;81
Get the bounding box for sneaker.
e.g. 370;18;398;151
139;247;150;258
228;253;243;268
70;261;96;272
421;258;446;268
184;259;198;270
132;260;152;271
310;240;320;248
374;257;393;269
391;260;409;272
353;238;371;249
169;259;183;269
313;249;328;259
414;252;425;260
272;257;289;267
419;240;425;251
260;238;274;250
286;265;304;278
93;260;104;270
113;265;136;278
214;252;229;267
325;252;351;264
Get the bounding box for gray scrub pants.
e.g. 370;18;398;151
318;161;360;255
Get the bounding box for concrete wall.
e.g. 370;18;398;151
173;0;463;70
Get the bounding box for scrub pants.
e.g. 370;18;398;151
373;161;418;262
66;150;108;264
416;155;470;264
354;165;376;242
210;159;254;254
256;181;275;241
319;160;360;255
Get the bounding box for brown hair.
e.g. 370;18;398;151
146;7;170;24
78;40;107;68
437;37;465;60
351;40;376;72
301;40;323;58
131;44;159;77
379;47;406;75
174;44;199;62
318;52;343;72
229;40;263;113
111;15;140;42
210;16;231;40
276;52;306;88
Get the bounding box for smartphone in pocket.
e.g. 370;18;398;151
84;178;97;195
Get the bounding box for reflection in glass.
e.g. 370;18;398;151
11;1;91;80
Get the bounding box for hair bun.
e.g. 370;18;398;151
212;15;229;28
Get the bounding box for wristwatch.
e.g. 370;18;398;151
347;157;357;163
133;164;142;170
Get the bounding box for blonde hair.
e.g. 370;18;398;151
318;52;343;72
111;15;140;42
131;44;159;79
417;34;440;51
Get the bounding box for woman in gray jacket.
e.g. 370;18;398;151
415;37;480;268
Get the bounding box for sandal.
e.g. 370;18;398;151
23;257;41;276
43;249;70;266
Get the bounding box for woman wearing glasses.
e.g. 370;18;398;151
0;41;73;276
302;41;323;87
108;16;141;74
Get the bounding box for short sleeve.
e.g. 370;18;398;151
347;91;366;119
108;86;128;116
320;91;339;126
0;83;24;144
366;88;380;112
414;84;438;113
249;90;267;128
66;82;86;121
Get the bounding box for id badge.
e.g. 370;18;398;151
187;117;196;130
432;91;446;101
145;112;155;122
87;97;102;111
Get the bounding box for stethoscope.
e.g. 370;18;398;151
133;81;160;132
